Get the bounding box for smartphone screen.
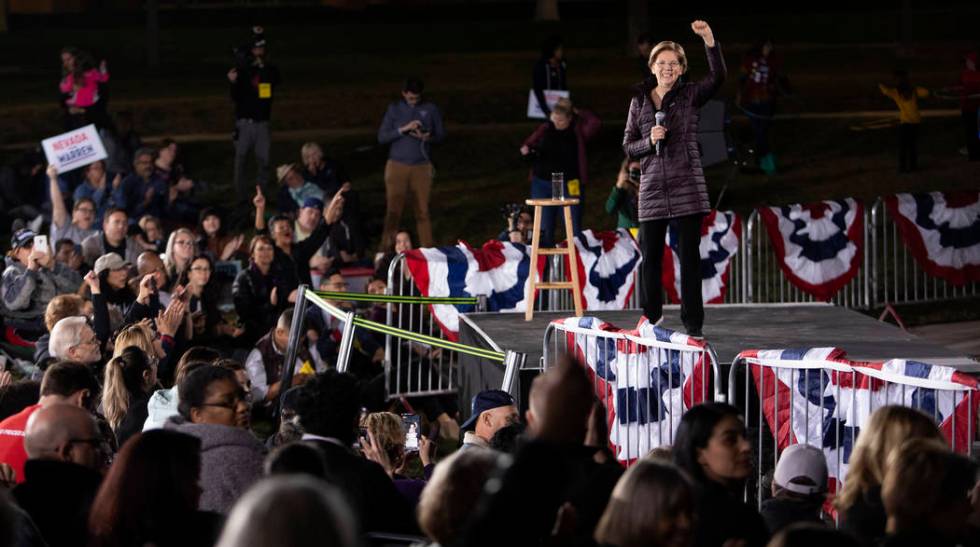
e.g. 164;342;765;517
33;235;48;255
402;413;421;452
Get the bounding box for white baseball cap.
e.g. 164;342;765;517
774;444;828;495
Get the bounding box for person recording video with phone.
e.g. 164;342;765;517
497;205;533;245
3;228;83;338
606;159;641;232
377;78;445;250
623;20;726;339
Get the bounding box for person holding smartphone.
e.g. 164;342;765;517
377;78;445;249
605;158;641;232
2;228;82;337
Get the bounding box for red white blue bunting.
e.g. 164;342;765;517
758;199;864;301
567;228;643;311
885;192;980;285
662;210;742;304
553;316;709;463
405;240;544;341
738;347;979;505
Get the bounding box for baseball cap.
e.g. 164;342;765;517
301;197;324;210
93;252;130;275
460;390;516;431
276;163;299;184
774;444;828;495
10;228;35;250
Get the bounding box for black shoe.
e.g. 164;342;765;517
686;328;704;340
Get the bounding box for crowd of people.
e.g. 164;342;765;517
2;355;977;547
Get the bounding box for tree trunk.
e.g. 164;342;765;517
535;0;559;22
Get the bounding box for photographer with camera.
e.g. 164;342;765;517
497;204;532;245
377;78;445;250
228;26;281;198
605;159;641;232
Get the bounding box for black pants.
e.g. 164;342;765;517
639;214;704;333
899;123;919;172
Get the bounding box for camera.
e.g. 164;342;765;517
500;203;523;223
628;167;641;183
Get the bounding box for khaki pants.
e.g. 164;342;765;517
381;160;433;249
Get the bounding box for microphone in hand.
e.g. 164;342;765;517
654;111;666;156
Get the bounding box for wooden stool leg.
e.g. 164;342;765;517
525;205;544;321
563;205;584;317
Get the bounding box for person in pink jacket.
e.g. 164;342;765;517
59;47;109;129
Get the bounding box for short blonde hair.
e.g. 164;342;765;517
552;98;573;118
301;142;323;163
45;294;85;332
113;324;157;362
649;40;688;72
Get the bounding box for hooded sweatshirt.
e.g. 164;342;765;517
2;256;82;321
164;418;265;514
143;386;179;431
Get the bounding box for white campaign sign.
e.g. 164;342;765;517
527;89;571;119
41;124;108;172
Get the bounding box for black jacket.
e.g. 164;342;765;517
759;496;825;536
458;441;623;547
230;62;281;121
841;486;886;547
532;57;567;116
305;438;418;535
115;393;151;447
623;44;726;221
232;264;287;347
13;459;102;547
691;477;769;547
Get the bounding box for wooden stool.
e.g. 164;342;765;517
524;198;584;321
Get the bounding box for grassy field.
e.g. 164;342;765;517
1;7;978;248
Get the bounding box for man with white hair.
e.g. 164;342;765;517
0;362;99;485
48;316;101;366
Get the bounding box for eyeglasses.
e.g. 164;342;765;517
199;390;246;410
175;240;194;247
76;336;99;347
655;61;681;68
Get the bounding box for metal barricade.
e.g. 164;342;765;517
744;209;871;308
540;223;749;313
542;320;724;463
728;354;977;508
385;254;485;400
870;198;980;306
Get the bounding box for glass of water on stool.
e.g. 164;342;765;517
551;172;565;201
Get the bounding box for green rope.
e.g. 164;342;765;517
305;290;504;362
352;316;506;362
313;291;478;305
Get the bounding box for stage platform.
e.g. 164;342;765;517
454;303;979;421
459;303;980;371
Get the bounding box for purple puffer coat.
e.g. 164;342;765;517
623;44;726;221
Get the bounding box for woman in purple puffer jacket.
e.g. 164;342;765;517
623;20;726;338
